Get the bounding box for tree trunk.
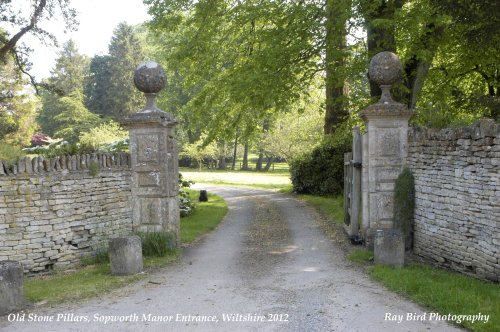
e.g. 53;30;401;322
403;23;444;109
263;156;274;172
241;142;250;170
360;0;401;97
217;141;226;170
255;152;264;172
324;0;351;135
231;135;238;170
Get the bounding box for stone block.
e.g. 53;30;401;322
109;236;143;276
0;261;26;315
374;229;405;267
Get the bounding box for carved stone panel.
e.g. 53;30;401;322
137;134;160;163
139;198;162;226
138;171;161;187
370;192;394;223
376;129;400;157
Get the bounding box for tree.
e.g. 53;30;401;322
0;56;38;146
324;0;351;134
0;0;78;87
106;22;145;118
85;55;113;116
145;0;332;141
52;90;100;143
37;40;91;137
264;89;324;162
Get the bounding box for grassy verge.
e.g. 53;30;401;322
299;195;344;225
24;191;228;304
347;249;499;332
181;189;228;243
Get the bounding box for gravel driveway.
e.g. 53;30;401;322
0;186;461;332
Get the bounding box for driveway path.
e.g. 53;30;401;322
0;186;461;332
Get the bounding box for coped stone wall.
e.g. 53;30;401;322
407;119;500;281
0;153;133;273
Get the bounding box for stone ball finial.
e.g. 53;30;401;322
368;51;403;87
134;61;166;94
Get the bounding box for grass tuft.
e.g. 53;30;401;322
348;248;374;264
136;231;175;257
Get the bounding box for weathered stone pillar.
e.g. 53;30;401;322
123;61;180;247
360;52;414;248
0;261;25;315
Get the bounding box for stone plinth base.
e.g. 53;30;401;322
0;261;25;315
374;229;405;267
109;236;143;276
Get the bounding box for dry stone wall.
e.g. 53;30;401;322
0;153;133;273
407;119;500;281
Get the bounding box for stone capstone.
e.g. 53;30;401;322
134;61;166;94
368;51;403;87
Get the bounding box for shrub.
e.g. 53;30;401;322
289;128;351;196
179;173;195;217
23;138;95;158
393;168;415;251
31;133;50;146
136;231;175;257
0;141;25;163
79;121;128;151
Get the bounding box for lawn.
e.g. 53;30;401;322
24;191;228;304
180;168;291;191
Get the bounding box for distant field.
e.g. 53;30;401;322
180;168;291;190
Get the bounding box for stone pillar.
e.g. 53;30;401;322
122;61;180;247
0;261;25;315
360;52;414;247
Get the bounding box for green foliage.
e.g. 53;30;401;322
0;57;38;146
79;121;129;151
22;138;94;158
348;249;374;264
299;194;345;225
179;173;195;217
370;263;500;332
53;91;101;143
290;128;351;196
393;168;415;251
80;247;109;266
88;160;99;177
38;40;91;137
263;85;325;162
136;231;175;257
0;141;25;163
180;189;228;243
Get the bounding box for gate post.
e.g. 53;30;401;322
122;61;180;247
348;127;362;238
360;52;414;248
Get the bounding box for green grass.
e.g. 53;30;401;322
181;168;291;191
181;189;228;243
348;248;374;264
370;263;500;332
299;195;344;225
24;191;227;304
